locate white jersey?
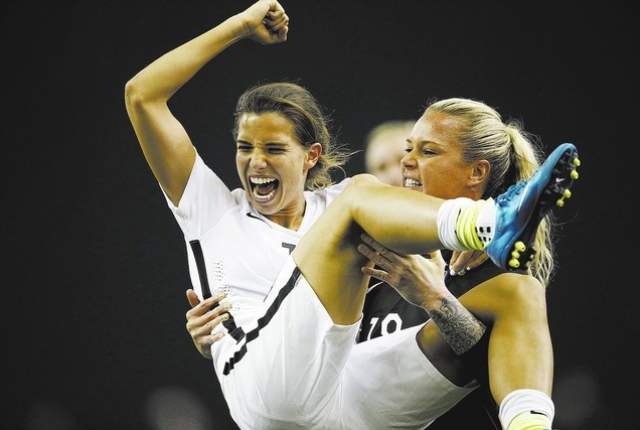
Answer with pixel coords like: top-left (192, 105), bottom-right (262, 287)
top-left (164, 154), bottom-right (474, 429)
top-left (164, 153), bottom-right (349, 363)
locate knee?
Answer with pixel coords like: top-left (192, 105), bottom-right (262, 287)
top-left (346, 173), bottom-right (381, 193)
top-left (466, 273), bottom-right (547, 323)
top-left (342, 173), bottom-right (382, 212)
top-left (492, 274), bottom-right (547, 320)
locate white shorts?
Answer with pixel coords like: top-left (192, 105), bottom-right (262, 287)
top-left (214, 256), bottom-right (475, 430)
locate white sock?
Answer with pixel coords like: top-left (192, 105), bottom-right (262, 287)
top-left (437, 198), bottom-right (473, 251)
top-left (499, 389), bottom-right (555, 430)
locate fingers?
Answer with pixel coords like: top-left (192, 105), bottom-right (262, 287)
top-left (187, 301), bottom-right (232, 331)
top-left (360, 233), bottom-right (386, 253)
top-left (272, 18), bottom-right (289, 34)
top-left (205, 332), bottom-right (225, 345)
top-left (450, 250), bottom-right (477, 274)
top-left (449, 251), bottom-right (461, 273)
top-left (192, 312), bottom-right (231, 338)
top-left (260, 13), bottom-right (288, 43)
top-left (449, 251), bottom-right (487, 275)
top-left (357, 243), bottom-right (394, 271)
top-left (264, 1), bottom-right (288, 32)
top-left (360, 233), bottom-right (401, 262)
top-left (277, 26), bottom-right (289, 41)
top-left (185, 292), bottom-right (227, 319)
top-left (361, 266), bottom-right (390, 283)
top-left (192, 313), bottom-right (228, 359)
top-left (449, 250), bottom-right (471, 274)
top-left (466, 252), bottom-right (489, 270)
top-left (265, 12), bottom-right (289, 32)
top-left (186, 289), bottom-right (201, 308)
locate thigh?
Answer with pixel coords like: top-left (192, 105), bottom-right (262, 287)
top-left (293, 186), bottom-right (371, 325)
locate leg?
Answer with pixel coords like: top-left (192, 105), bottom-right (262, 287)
top-left (293, 174), bottom-right (446, 325)
top-left (417, 273), bottom-right (553, 413)
top-left (294, 143), bottom-right (580, 325)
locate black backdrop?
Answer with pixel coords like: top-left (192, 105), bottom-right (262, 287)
top-left (3, 1), bottom-right (637, 429)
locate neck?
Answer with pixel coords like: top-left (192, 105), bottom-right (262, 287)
top-left (265, 198), bottom-right (306, 231)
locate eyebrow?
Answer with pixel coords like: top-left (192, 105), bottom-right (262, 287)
top-left (236, 140), bottom-right (288, 147)
top-left (406, 138), bottom-right (442, 146)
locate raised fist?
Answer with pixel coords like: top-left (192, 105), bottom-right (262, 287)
top-left (239, 0), bottom-right (289, 45)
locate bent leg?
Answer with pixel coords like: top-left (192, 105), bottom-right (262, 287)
top-left (481, 275), bottom-right (553, 401)
top-left (293, 175), bottom-right (446, 325)
top-left (417, 272), bottom-right (553, 403)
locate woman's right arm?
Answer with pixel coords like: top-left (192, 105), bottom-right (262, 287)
top-left (124, 0), bottom-right (289, 206)
top-left (357, 234), bottom-right (487, 355)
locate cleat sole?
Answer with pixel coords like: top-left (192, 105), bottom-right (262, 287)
top-left (503, 144), bottom-right (580, 272)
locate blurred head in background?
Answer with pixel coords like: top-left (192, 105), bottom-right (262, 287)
top-left (364, 120), bottom-right (415, 186)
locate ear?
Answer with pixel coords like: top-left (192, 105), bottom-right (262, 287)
top-left (469, 159), bottom-right (490, 187)
top-left (304, 143), bottom-right (323, 171)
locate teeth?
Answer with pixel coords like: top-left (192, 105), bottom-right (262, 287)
top-left (250, 177), bottom-right (277, 185)
top-left (404, 178), bottom-right (422, 187)
top-left (253, 188), bottom-right (276, 202)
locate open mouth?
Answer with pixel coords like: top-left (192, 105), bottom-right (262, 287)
top-left (249, 176), bottom-right (280, 203)
top-left (403, 177), bottom-right (423, 190)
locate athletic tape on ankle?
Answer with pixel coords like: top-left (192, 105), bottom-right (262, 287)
top-left (507, 411), bottom-right (552, 430)
top-left (456, 199), bottom-right (485, 250)
top-left (499, 389), bottom-right (555, 430)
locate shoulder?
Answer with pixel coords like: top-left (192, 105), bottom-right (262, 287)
top-left (322, 177), bottom-right (352, 193)
top-left (306, 177), bottom-right (352, 204)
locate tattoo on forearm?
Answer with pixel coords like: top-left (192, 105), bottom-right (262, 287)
top-left (429, 296), bottom-right (487, 355)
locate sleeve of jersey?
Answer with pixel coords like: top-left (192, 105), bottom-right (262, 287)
top-left (323, 177), bottom-right (352, 205)
top-left (162, 152), bottom-right (237, 239)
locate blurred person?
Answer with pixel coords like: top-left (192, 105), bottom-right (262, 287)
top-left (365, 120), bottom-right (415, 187)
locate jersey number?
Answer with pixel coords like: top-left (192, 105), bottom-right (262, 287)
top-left (365, 313), bottom-right (403, 340)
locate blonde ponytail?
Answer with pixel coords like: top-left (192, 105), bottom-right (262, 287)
top-left (427, 99), bottom-right (555, 286)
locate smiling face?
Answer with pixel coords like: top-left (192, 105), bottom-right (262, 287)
top-left (402, 110), bottom-right (484, 200)
top-left (235, 112), bottom-right (317, 223)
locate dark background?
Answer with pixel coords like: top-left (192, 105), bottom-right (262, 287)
top-left (2, 1), bottom-right (637, 429)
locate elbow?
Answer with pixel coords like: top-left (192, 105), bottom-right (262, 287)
top-left (124, 79), bottom-right (146, 107)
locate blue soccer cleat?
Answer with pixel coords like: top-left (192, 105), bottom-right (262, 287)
top-left (486, 143), bottom-right (581, 270)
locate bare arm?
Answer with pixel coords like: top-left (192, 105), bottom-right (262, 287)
top-left (421, 287), bottom-right (487, 355)
top-left (358, 234), bottom-right (486, 355)
top-left (124, 0), bottom-right (289, 205)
